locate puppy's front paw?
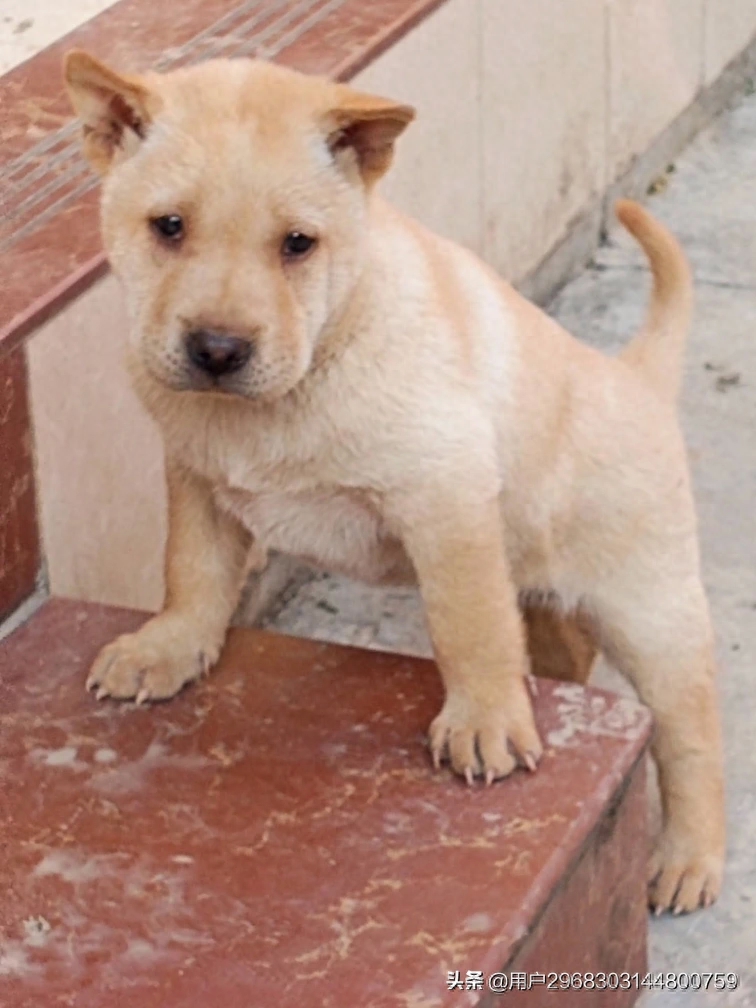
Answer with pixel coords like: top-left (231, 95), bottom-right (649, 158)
top-left (648, 830), bottom-right (724, 915)
top-left (86, 623), bottom-right (217, 704)
top-left (429, 681), bottom-right (542, 785)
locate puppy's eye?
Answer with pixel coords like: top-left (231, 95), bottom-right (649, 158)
top-left (282, 231), bottom-right (317, 260)
top-left (150, 215), bottom-right (184, 243)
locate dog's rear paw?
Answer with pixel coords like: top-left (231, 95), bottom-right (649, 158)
top-left (648, 834), bottom-right (724, 915)
top-left (429, 682), bottom-right (542, 785)
top-left (86, 623), bottom-right (215, 703)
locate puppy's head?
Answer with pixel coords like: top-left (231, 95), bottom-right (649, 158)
top-left (64, 52), bottom-right (414, 400)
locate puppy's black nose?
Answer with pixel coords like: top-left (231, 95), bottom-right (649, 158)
top-left (185, 329), bottom-right (253, 377)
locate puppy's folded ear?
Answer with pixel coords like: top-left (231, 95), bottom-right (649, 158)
top-left (63, 50), bottom-right (158, 175)
top-left (325, 88), bottom-right (415, 185)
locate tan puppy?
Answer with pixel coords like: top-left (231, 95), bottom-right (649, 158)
top-left (64, 51), bottom-right (724, 914)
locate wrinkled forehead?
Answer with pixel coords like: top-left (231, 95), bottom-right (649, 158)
top-left (158, 60), bottom-right (334, 169)
top-left (126, 60), bottom-right (339, 216)
top-left (145, 119), bottom-right (328, 192)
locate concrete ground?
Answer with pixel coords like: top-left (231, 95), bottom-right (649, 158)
top-left (265, 91), bottom-right (756, 1001)
top-left (0, 0), bottom-right (118, 74)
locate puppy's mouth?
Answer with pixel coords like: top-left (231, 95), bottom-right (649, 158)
top-left (184, 369), bottom-right (249, 396)
top-left (183, 366), bottom-right (271, 401)
top-left (142, 329), bottom-right (306, 401)
top-left (150, 356), bottom-right (302, 403)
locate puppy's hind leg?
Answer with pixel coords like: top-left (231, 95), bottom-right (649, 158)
top-left (522, 605), bottom-right (597, 685)
top-left (592, 577), bottom-right (725, 915)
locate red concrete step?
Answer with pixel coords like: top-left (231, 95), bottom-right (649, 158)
top-left (0, 599), bottom-right (651, 1007)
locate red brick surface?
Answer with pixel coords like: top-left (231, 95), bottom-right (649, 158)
top-left (490, 768), bottom-right (648, 1007)
top-left (0, 345), bottom-right (39, 621)
top-left (0, 599), bottom-right (651, 1007)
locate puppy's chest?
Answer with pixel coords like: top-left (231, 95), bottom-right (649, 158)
top-left (213, 482), bottom-right (412, 584)
top-left (170, 402), bottom-right (412, 581)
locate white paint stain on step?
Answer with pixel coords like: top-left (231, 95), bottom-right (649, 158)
top-left (28, 746), bottom-right (87, 771)
top-left (88, 739), bottom-right (211, 795)
top-left (547, 684), bottom-right (649, 748)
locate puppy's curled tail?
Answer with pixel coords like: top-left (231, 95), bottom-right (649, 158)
top-left (616, 198), bottom-right (693, 404)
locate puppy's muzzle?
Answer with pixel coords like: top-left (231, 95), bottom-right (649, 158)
top-left (185, 328), bottom-right (253, 378)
